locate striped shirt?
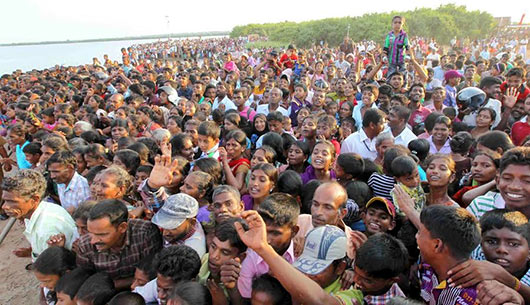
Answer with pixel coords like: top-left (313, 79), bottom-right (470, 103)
top-left (384, 30), bottom-right (409, 65)
top-left (368, 173), bottom-right (395, 202)
top-left (466, 191), bottom-right (505, 220)
top-left (420, 263), bottom-right (479, 305)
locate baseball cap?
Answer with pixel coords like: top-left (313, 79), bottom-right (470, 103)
top-left (293, 225), bottom-right (347, 275)
top-left (365, 197), bottom-right (396, 219)
top-left (157, 85), bottom-right (180, 105)
top-left (151, 193), bottom-right (199, 230)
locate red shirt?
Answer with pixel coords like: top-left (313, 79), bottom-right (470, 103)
top-left (280, 53), bottom-right (298, 69)
top-left (511, 121), bottom-right (530, 146)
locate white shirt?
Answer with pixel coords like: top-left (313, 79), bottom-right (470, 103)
top-left (341, 128), bottom-right (378, 161)
top-left (212, 96), bottom-right (237, 111)
top-left (24, 201), bottom-right (78, 261)
top-left (134, 278), bottom-right (159, 304)
top-left (352, 102), bottom-right (378, 130)
top-left (385, 126), bottom-right (417, 147)
top-left (256, 104), bottom-right (289, 116)
top-left (162, 221), bottom-right (206, 259)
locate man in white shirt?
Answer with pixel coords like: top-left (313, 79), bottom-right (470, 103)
top-left (256, 87), bottom-right (288, 116)
top-left (151, 193), bottom-right (206, 258)
top-left (341, 108), bottom-right (386, 161)
top-left (212, 82), bottom-right (237, 111)
top-left (386, 105), bottom-right (417, 147)
top-left (2, 170), bottom-right (77, 261)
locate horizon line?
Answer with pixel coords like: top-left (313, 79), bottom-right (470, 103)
top-left (0, 31), bottom-right (231, 47)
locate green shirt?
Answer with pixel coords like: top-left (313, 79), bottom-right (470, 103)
top-left (198, 254), bottom-right (231, 299)
top-left (332, 288), bottom-right (364, 305)
top-left (324, 277), bottom-right (343, 294)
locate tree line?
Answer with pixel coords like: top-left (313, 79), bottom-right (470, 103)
top-left (230, 4), bottom-right (497, 48)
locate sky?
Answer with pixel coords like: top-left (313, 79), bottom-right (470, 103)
top-left (0, 0), bottom-right (527, 44)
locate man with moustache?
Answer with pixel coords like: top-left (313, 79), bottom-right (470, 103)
top-left (76, 199), bottom-right (163, 290)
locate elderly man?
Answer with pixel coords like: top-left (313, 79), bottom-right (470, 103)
top-left (210, 185), bottom-right (245, 224)
top-left (1, 169), bottom-right (77, 261)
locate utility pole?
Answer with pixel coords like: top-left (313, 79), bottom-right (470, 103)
top-left (347, 24), bottom-right (351, 38)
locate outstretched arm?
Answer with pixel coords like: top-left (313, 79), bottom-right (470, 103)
top-left (235, 211), bottom-right (360, 305)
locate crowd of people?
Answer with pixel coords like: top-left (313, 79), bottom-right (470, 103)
top-left (1, 15), bottom-right (530, 305)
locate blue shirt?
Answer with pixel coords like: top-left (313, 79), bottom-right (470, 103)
top-left (443, 85), bottom-right (457, 108)
top-left (16, 141), bottom-right (32, 169)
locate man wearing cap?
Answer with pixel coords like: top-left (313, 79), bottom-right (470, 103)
top-left (294, 182), bottom-right (355, 259)
top-left (294, 225), bottom-right (349, 294)
top-left (443, 70), bottom-right (462, 108)
top-left (361, 197), bottom-right (397, 236)
top-left (151, 193), bottom-right (206, 258)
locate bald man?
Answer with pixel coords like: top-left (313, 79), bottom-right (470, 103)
top-left (294, 182), bottom-right (355, 259)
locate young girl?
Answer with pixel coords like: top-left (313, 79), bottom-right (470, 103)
top-left (167, 115), bottom-right (183, 137)
top-left (242, 163), bottom-right (278, 210)
top-left (294, 107), bottom-right (311, 139)
top-left (31, 246), bottom-right (77, 305)
top-left (339, 100), bottom-right (354, 122)
top-left (250, 114), bottom-right (269, 150)
top-left (300, 140), bottom-right (336, 185)
top-left (453, 150), bottom-right (501, 207)
top-left (471, 107), bottom-right (496, 138)
top-left (221, 112), bottom-right (241, 145)
top-left (219, 129), bottom-right (250, 191)
top-left (311, 60), bottom-right (326, 89)
top-left (300, 115), bottom-right (317, 150)
top-left (316, 115), bottom-right (340, 156)
top-left (41, 107), bottom-right (57, 131)
top-left (429, 116), bottom-right (452, 154)
top-left (281, 141), bottom-right (310, 174)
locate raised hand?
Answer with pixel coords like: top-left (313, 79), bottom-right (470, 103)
top-left (147, 154), bottom-right (179, 189)
top-left (234, 211), bottom-right (268, 252)
top-left (503, 86), bottom-right (520, 109)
